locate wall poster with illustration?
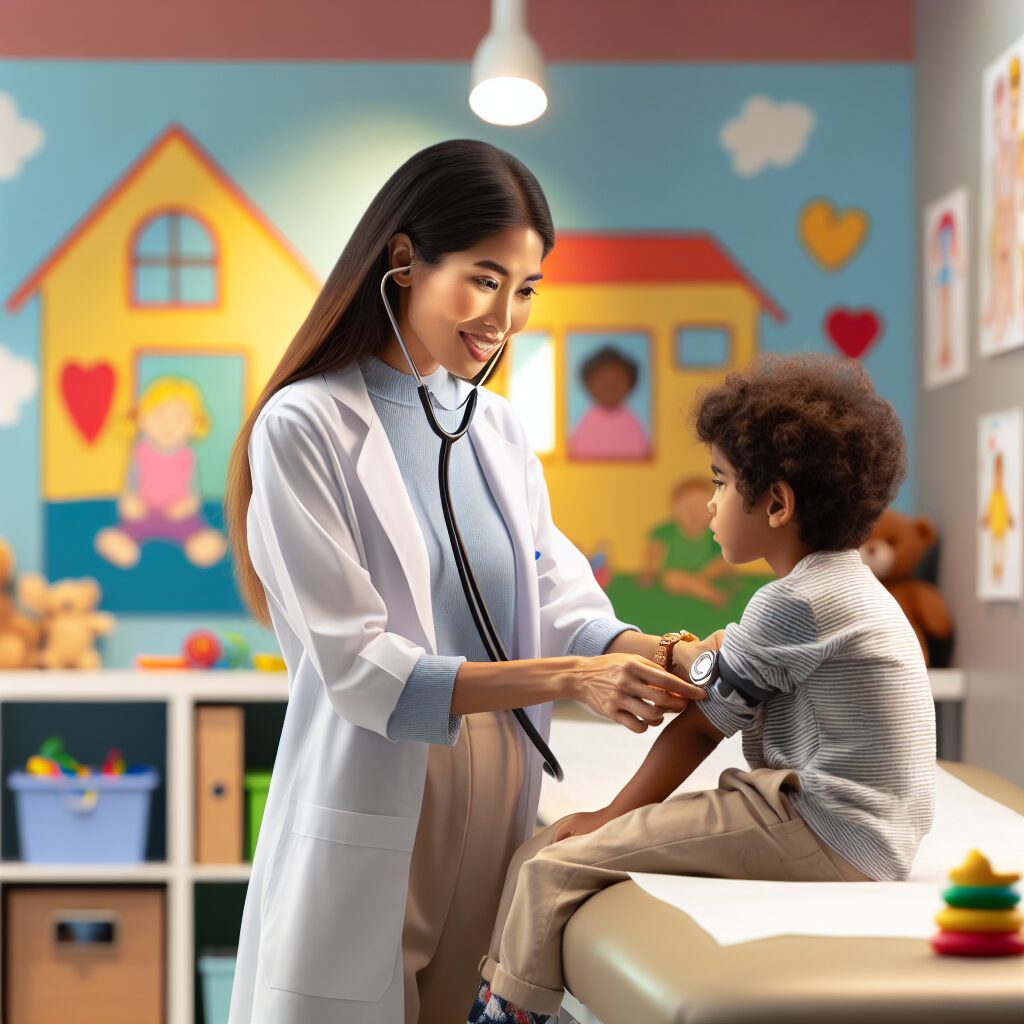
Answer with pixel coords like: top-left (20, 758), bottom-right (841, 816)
top-left (977, 408), bottom-right (1022, 601)
top-left (923, 188), bottom-right (969, 388)
top-left (980, 34), bottom-right (1024, 358)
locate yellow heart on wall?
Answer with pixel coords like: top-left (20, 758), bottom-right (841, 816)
top-left (799, 199), bottom-right (869, 270)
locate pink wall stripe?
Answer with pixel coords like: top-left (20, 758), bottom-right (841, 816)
top-left (2, 0), bottom-right (913, 61)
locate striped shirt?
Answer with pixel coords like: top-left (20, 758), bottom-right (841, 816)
top-left (700, 548), bottom-right (936, 881)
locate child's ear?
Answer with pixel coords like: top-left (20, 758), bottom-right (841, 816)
top-left (766, 481), bottom-right (797, 529)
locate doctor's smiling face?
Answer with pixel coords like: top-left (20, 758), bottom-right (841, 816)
top-left (381, 226), bottom-right (545, 380)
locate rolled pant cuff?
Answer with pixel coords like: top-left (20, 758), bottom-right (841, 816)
top-left (480, 957), bottom-right (564, 1016)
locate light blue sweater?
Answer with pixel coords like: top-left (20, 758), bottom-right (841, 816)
top-left (358, 355), bottom-right (637, 746)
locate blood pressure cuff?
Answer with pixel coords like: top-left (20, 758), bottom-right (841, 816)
top-left (713, 651), bottom-right (776, 708)
top-left (700, 648), bottom-right (780, 737)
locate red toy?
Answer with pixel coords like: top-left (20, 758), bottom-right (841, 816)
top-left (182, 629), bottom-right (222, 669)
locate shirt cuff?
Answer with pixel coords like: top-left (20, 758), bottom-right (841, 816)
top-left (698, 680), bottom-right (753, 738)
top-left (567, 618), bottom-right (641, 658)
top-left (386, 654), bottom-right (466, 746)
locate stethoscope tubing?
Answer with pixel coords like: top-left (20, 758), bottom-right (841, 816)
top-left (381, 266), bottom-right (565, 781)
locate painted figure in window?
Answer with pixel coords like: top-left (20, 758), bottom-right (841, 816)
top-left (94, 377), bottom-right (228, 569)
top-left (981, 450), bottom-right (1015, 582)
top-left (567, 345), bottom-right (649, 460)
top-left (638, 476), bottom-right (732, 607)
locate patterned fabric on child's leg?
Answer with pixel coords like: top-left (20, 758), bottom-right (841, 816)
top-left (467, 976), bottom-right (492, 1023)
top-left (479, 990), bottom-right (554, 1023)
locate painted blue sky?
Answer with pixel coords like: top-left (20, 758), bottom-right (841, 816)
top-left (0, 60), bottom-right (912, 661)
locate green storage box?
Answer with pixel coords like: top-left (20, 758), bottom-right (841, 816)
top-left (244, 771), bottom-right (272, 862)
top-left (198, 951), bottom-right (235, 1024)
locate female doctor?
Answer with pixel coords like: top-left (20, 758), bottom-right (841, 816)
top-left (223, 139), bottom-right (705, 1024)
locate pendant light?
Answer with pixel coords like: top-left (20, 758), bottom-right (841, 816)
top-left (470, 0), bottom-right (547, 127)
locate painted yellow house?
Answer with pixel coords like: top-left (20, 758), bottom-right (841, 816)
top-left (6, 123), bottom-right (321, 503)
top-left (487, 233), bottom-right (785, 575)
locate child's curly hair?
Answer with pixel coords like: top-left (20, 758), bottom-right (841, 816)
top-left (693, 354), bottom-right (907, 551)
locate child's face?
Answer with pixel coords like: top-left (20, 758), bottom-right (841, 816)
top-left (707, 446), bottom-right (773, 564)
top-left (140, 398), bottom-right (195, 450)
top-left (585, 363), bottom-right (633, 410)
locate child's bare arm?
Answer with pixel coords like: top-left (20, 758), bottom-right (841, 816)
top-left (553, 706), bottom-right (725, 841)
top-left (608, 705), bottom-right (724, 815)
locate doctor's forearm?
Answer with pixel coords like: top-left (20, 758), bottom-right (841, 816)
top-left (450, 657), bottom-right (581, 715)
top-left (605, 630), bottom-right (662, 663)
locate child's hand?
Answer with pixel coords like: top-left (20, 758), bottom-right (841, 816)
top-left (553, 807), bottom-right (618, 843)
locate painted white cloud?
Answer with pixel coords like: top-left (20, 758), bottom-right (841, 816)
top-left (720, 96), bottom-right (815, 177)
top-left (0, 93), bottom-right (44, 181)
top-left (0, 347), bottom-right (38, 427)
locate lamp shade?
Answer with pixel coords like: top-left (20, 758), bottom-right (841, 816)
top-left (470, 0), bottom-right (547, 126)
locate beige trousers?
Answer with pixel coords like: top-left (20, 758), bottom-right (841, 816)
top-left (402, 710), bottom-right (527, 1024)
top-left (480, 766), bottom-right (871, 1015)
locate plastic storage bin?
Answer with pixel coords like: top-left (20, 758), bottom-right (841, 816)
top-left (244, 771), bottom-right (271, 861)
top-left (7, 769), bottom-right (159, 863)
top-left (198, 952), bottom-right (236, 1024)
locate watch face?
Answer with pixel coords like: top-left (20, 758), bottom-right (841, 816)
top-left (690, 650), bottom-right (718, 687)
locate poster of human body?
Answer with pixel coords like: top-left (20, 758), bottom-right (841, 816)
top-left (923, 188), bottom-right (969, 388)
top-left (980, 36), bottom-right (1024, 357)
top-left (978, 408), bottom-right (1022, 601)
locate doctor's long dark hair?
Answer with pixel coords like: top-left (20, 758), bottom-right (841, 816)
top-left (225, 139), bottom-right (556, 624)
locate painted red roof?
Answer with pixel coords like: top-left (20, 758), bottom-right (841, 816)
top-left (5, 123), bottom-right (320, 312)
top-left (543, 233), bottom-right (785, 322)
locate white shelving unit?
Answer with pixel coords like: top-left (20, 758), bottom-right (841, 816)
top-left (0, 667), bottom-right (966, 1023)
top-left (0, 670), bottom-right (289, 1024)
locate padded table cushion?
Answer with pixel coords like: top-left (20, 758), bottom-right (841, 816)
top-left (561, 762), bottom-right (1024, 1024)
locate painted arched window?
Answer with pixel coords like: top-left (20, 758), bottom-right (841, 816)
top-left (132, 212), bottom-right (218, 306)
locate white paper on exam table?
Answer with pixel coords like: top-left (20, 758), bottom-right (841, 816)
top-left (539, 717), bottom-right (1024, 946)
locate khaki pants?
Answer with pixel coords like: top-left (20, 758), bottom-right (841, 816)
top-left (480, 767), bottom-right (871, 1015)
top-left (402, 711), bottom-right (527, 1023)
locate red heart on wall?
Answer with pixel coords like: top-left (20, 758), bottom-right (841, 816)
top-left (60, 362), bottom-right (116, 443)
top-left (824, 307), bottom-right (883, 359)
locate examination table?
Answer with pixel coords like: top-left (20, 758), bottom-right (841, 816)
top-left (538, 708), bottom-right (1024, 1024)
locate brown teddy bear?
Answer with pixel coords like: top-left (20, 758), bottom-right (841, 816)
top-left (859, 508), bottom-right (953, 666)
top-left (16, 572), bottom-right (116, 669)
top-left (0, 540), bottom-right (41, 668)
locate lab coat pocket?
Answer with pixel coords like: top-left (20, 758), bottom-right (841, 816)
top-left (266, 800), bottom-right (418, 1002)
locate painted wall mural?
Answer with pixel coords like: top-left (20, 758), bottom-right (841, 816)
top-left (0, 63), bottom-right (913, 658)
top-left (4, 126), bottom-right (321, 613)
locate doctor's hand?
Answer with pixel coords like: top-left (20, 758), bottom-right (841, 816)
top-left (568, 653), bottom-right (706, 734)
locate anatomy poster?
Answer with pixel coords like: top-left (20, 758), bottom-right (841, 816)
top-left (978, 408), bottom-right (1022, 601)
top-left (923, 188), bottom-right (969, 389)
top-left (980, 35), bottom-right (1024, 358)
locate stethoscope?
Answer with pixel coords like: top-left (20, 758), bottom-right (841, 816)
top-left (380, 265), bottom-right (566, 781)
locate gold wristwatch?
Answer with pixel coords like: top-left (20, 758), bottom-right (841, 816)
top-left (653, 629), bottom-right (698, 671)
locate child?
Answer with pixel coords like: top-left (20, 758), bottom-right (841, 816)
top-left (94, 376), bottom-right (227, 569)
top-left (468, 353), bottom-right (936, 1024)
top-left (640, 475), bottom-right (733, 606)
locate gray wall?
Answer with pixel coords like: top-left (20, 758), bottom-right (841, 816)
top-left (916, 0), bottom-right (1024, 784)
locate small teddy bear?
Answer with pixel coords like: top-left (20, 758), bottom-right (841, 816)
top-left (859, 508), bottom-right (953, 666)
top-left (0, 539), bottom-right (42, 669)
top-left (17, 572), bottom-right (116, 670)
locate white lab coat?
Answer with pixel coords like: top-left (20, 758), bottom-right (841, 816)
top-left (228, 362), bottom-right (618, 1023)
